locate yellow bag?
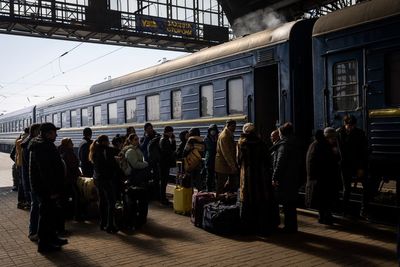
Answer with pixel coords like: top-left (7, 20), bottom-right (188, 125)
top-left (184, 149), bottom-right (202, 172)
top-left (173, 185), bottom-right (192, 215)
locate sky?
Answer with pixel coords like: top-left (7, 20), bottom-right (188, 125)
top-left (0, 34), bottom-right (188, 114)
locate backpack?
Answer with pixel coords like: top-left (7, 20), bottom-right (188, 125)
top-left (117, 148), bottom-right (133, 176)
top-left (147, 136), bottom-right (161, 164)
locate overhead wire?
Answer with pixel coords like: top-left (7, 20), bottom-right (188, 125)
top-left (0, 42), bottom-right (84, 92)
top-left (0, 46), bottom-right (125, 103)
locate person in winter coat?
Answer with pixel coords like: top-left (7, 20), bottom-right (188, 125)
top-left (159, 126), bottom-right (176, 205)
top-left (140, 123), bottom-right (156, 162)
top-left (204, 124), bottom-right (219, 192)
top-left (111, 134), bottom-right (125, 205)
top-left (140, 123), bottom-right (161, 197)
top-left (15, 128), bottom-right (30, 209)
top-left (306, 128), bottom-right (340, 225)
top-left (89, 135), bottom-right (119, 234)
top-left (336, 115), bottom-right (369, 216)
top-left (183, 128), bottom-right (205, 190)
top-left (124, 133), bottom-right (149, 186)
top-left (58, 138), bottom-right (82, 223)
top-left (271, 122), bottom-right (302, 233)
top-left (176, 130), bottom-right (189, 160)
top-left (29, 123), bottom-right (67, 253)
top-left (215, 119), bottom-right (238, 195)
top-left (21, 123), bottom-right (41, 241)
top-left (78, 127), bottom-right (94, 177)
top-left (237, 123), bottom-right (279, 235)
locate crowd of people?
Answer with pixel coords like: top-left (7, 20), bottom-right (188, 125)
top-left (9, 114), bottom-right (374, 253)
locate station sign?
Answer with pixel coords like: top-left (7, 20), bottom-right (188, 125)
top-left (135, 15), bottom-right (196, 38)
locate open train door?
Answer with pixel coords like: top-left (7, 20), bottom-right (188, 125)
top-left (253, 64), bottom-right (279, 143)
top-left (325, 50), bottom-right (365, 129)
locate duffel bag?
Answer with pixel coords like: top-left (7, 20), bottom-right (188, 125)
top-left (191, 191), bottom-right (216, 228)
top-left (202, 201), bottom-right (241, 235)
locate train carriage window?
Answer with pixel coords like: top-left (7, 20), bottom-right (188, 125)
top-left (146, 95), bottom-right (160, 121)
top-left (70, 110), bottom-right (77, 127)
top-left (81, 108), bottom-right (88, 126)
top-left (385, 51), bottom-right (400, 105)
top-left (46, 115), bottom-right (51, 123)
top-left (53, 114), bottom-right (58, 127)
top-left (171, 90), bottom-right (182, 119)
top-left (108, 103), bottom-right (117, 124)
top-left (227, 78), bottom-right (244, 114)
top-left (94, 106), bottom-right (102, 126)
top-left (61, 112), bottom-right (67, 128)
top-left (125, 99), bottom-right (137, 123)
top-left (201, 84), bottom-right (213, 117)
top-left (332, 61), bottom-right (359, 111)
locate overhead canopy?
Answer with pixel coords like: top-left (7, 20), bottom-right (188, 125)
top-left (313, 0), bottom-right (400, 36)
top-left (90, 20), bottom-right (298, 94)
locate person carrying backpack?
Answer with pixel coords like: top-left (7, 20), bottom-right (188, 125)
top-left (183, 128), bottom-right (205, 190)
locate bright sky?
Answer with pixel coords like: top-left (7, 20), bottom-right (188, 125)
top-left (0, 34), bottom-right (188, 114)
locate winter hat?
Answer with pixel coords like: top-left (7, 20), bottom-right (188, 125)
top-left (242, 123), bottom-right (255, 134)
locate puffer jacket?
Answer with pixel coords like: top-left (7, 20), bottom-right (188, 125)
top-left (125, 145), bottom-right (148, 170)
top-left (271, 136), bottom-right (303, 202)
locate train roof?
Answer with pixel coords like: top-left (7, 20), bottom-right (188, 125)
top-left (313, 0), bottom-right (400, 37)
top-left (90, 20), bottom-right (302, 94)
top-left (0, 106), bottom-right (35, 120)
top-left (35, 90), bottom-right (90, 110)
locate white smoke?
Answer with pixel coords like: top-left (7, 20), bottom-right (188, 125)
top-left (232, 8), bottom-right (286, 37)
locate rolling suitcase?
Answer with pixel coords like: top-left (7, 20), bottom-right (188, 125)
top-left (191, 191), bottom-right (216, 227)
top-left (173, 185), bottom-right (192, 215)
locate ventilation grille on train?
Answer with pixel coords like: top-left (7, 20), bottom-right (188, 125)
top-left (369, 118), bottom-right (400, 158)
top-left (257, 49), bottom-right (274, 64)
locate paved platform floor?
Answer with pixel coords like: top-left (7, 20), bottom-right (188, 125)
top-left (0, 153), bottom-right (398, 266)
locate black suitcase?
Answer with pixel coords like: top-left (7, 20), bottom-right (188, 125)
top-left (123, 186), bottom-right (148, 229)
top-left (202, 201), bottom-right (241, 234)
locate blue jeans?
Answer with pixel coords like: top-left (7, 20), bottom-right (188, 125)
top-left (29, 192), bottom-right (39, 236)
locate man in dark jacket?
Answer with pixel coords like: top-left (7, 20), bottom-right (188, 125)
top-left (21, 123), bottom-right (41, 241)
top-left (204, 124), bottom-right (219, 192)
top-left (336, 115), bottom-right (369, 216)
top-left (271, 122), bottom-right (302, 233)
top-left (29, 123), bottom-right (67, 253)
top-left (159, 126), bottom-right (176, 205)
top-left (78, 127), bottom-right (94, 177)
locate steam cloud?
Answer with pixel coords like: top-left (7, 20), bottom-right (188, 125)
top-left (232, 8), bottom-right (286, 37)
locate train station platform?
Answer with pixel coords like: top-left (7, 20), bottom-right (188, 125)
top-left (0, 152), bottom-right (398, 266)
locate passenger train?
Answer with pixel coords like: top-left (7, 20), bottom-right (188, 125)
top-left (0, 0), bottom-right (398, 191)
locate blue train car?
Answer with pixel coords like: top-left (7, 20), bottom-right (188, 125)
top-left (0, 19), bottom-right (315, 152)
top-left (0, 106), bottom-right (35, 152)
top-left (312, 0), bottom-right (400, 179)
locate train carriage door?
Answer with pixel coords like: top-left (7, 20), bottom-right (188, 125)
top-left (326, 51), bottom-right (364, 129)
top-left (254, 64), bottom-right (279, 142)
